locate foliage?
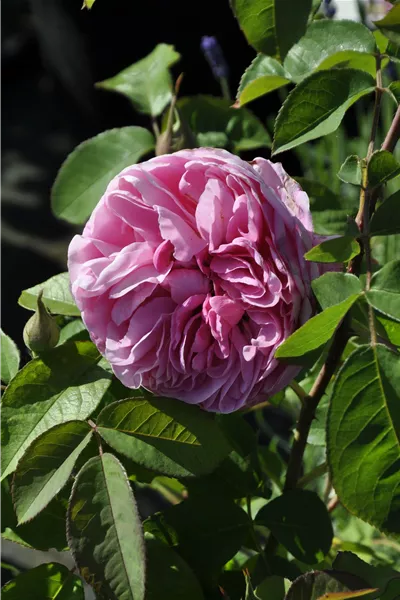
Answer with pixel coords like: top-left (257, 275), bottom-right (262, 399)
top-left (2, 2), bottom-right (400, 599)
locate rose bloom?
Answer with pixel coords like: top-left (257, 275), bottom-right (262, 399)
top-left (68, 148), bottom-right (328, 413)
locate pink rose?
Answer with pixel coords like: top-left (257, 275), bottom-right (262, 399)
top-left (68, 148), bottom-right (327, 413)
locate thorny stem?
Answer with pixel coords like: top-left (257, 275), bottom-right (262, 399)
top-left (288, 380), bottom-right (307, 405)
top-left (265, 53), bottom-right (398, 558)
top-left (327, 495), bottom-right (339, 513)
top-left (382, 103), bottom-right (400, 153)
top-left (367, 55), bottom-right (383, 162)
top-left (355, 55), bottom-right (383, 229)
top-left (282, 316), bottom-right (350, 493)
top-left (362, 54), bottom-right (383, 347)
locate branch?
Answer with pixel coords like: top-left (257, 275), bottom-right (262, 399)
top-left (264, 317), bottom-right (350, 557)
top-left (283, 318), bottom-right (350, 492)
top-left (382, 104), bottom-right (400, 153)
top-left (362, 55), bottom-right (384, 346)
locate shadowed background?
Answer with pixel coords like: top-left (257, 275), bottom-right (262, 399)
top-left (2, 0), bottom-right (287, 354)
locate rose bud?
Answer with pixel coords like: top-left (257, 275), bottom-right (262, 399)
top-left (23, 290), bottom-right (60, 353)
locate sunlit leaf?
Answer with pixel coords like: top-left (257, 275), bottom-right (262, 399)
top-left (51, 127), bottom-right (154, 225)
top-left (305, 236), bottom-right (360, 263)
top-left (1, 341), bottom-right (111, 480)
top-left (367, 150), bottom-right (400, 188)
top-left (327, 344), bottom-right (400, 535)
top-left (273, 69), bottom-right (375, 154)
top-left (18, 273), bottom-right (79, 316)
top-left (2, 563), bottom-right (84, 599)
top-left (67, 453), bottom-right (145, 600)
top-left (231, 0), bottom-right (313, 60)
top-left (1, 330), bottom-right (20, 385)
top-left (236, 55), bottom-right (291, 106)
top-left (97, 397), bottom-right (232, 478)
top-left (284, 20), bottom-right (377, 82)
top-left (338, 155), bottom-right (362, 186)
top-left (367, 260), bottom-right (400, 322)
top-left (275, 294), bottom-right (360, 359)
top-left (13, 421), bottom-right (92, 524)
top-left (96, 44), bottom-right (180, 116)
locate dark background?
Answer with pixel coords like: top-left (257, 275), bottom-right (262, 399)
top-left (2, 0), bottom-right (291, 355)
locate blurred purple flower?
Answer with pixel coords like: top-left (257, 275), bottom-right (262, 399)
top-left (200, 36), bottom-right (229, 80)
top-left (323, 0), bottom-right (336, 18)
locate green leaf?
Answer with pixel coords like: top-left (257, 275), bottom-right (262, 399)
top-left (285, 570), bottom-right (375, 600)
top-left (82, 0), bottom-right (95, 8)
top-left (305, 236), bottom-right (360, 263)
top-left (145, 536), bottom-right (205, 600)
top-left (374, 30), bottom-right (389, 54)
top-left (374, 4), bottom-right (400, 46)
top-left (58, 319), bottom-right (89, 345)
top-left (376, 313), bottom-right (400, 347)
top-left (273, 69), bottom-right (375, 155)
top-left (333, 552), bottom-right (400, 600)
top-left (312, 273), bottom-right (362, 310)
top-left (96, 44), bottom-right (180, 116)
top-left (253, 576), bottom-right (286, 600)
top-left (51, 127), bottom-right (154, 225)
top-left (275, 294), bottom-right (360, 359)
top-left (309, 394), bottom-right (329, 446)
top-left (1, 341), bottom-right (111, 480)
top-left (388, 81), bottom-right (400, 104)
top-left (370, 191), bottom-right (400, 236)
top-left (2, 480), bottom-right (68, 550)
top-left (0, 479), bottom-right (17, 543)
top-left (144, 493), bottom-right (250, 579)
top-left (187, 413), bottom-right (259, 498)
top-left (236, 55), bottom-right (291, 107)
top-left (367, 259), bottom-right (400, 322)
top-left (97, 397), bottom-right (232, 478)
top-left (2, 518), bottom-right (67, 552)
top-left (174, 95), bottom-right (270, 151)
top-left (367, 150), bottom-right (400, 188)
top-left (243, 571), bottom-right (286, 600)
top-left (1, 330), bottom-right (20, 385)
top-left (296, 178), bottom-right (350, 235)
top-left (338, 155), bottom-right (363, 186)
top-left (2, 562), bottom-right (84, 599)
top-left (256, 490), bottom-right (333, 564)
top-left (284, 20), bottom-right (377, 82)
top-left (386, 39), bottom-right (400, 63)
top-left (13, 421), bottom-right (92, 524)
top-left (67, 453), bottom-right (145, 600)
top-left (18, 272), bottom-right (79, 316)
top-left (231, 0), bottom-right (313, 60)
top-left (327, 344), bottom-right (400, 535)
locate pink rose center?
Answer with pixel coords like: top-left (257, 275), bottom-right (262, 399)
top-left (69, 149), bottom-right (323, 412)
